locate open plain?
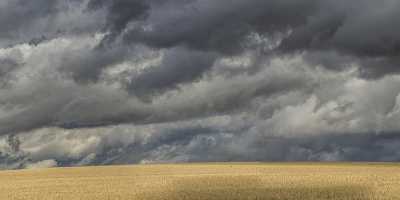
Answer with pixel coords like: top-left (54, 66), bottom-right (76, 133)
top-left (0, 163), bottom-right (399, 200)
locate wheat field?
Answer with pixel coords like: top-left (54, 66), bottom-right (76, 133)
top-left (0, 163), bottom-right (399, 200)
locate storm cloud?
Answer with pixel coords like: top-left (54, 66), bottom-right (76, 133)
top-left (1, 0), bottom-right (400, 169)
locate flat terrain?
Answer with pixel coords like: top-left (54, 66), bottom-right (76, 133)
top-left (0, 163), bottom-right (399, 200)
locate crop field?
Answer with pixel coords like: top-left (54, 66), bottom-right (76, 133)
top-left (0, 163), bottom-right (399, 200)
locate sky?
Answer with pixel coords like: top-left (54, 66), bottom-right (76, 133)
top-left (1, 0), bottom-right (400, 169)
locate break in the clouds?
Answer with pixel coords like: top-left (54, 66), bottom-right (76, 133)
top-left (1, 0), bottom-right (400, 169)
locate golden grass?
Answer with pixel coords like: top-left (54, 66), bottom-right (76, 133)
top-left (0, 163), bottom-right (399, 200)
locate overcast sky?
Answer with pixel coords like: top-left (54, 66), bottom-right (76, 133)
top-left (1, 0), bottom-right (400, 169)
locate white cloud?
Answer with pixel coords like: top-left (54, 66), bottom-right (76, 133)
top-left (25, 159), bottom-right (58, 169)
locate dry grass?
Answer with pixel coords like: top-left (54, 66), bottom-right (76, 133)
top-left (0, 163), bottom-right (399, 200)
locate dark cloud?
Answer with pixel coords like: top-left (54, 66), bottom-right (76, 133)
top-left (277, 0), bottom-right (400, 77)
top-left (87, 0), bottom-right (150, 48)
top-left (0, 0), bottom-right (59, 38)
top-left (0, 58), bottom-right (19, 77)
top-left (2, 123), bottom-right (399, 169)
top-left (0, 58), bottom-right (20, 88)
top-left (0, 57), bottom-right (309, 136)
top-left (126, 47), bottom-right (218, 98)
top-left (88, 0), bottom-right (149, 34)
top-left (28, 36), bottom-right (49, 46)
top-left (123, 0), bottom-right (317, 54)
top-left (0, 0), bottom-right (104, 47)
top-left (2, 0), bottom-right (400, 169)
top-left (59, 44), bottom-right (131, 83)
top-left (124, 0), bottom-right (400, 75)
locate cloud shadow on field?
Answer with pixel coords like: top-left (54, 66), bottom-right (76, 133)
top-left (142, 175), bottom-right (373, 200)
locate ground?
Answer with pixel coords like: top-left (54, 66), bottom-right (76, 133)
top-left (0, 163), bottom-right (399, 200)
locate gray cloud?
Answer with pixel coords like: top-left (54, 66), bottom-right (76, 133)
top-left (2, 117), bottom-right (400, 169)
top-left (123, 0), bottom-right (317, 54)
top-left (0, 58), bottom-right (19, 86)
top-left (1, 0), bottom-right (400, 169)
top-left (0, 55), bottom-right (309, 135)
top-left (0, 0), bottom-right (59, 38)
top-left (59, 44), bottom-right (132, 83)
top-left (88, 0), bottom-right (149, 36)
top-left (125, 47), bottom-right (218, 98)
top-left (0, 0), bottom-right (105, 47)
top-left (121, 0), bottom-right (400, 75)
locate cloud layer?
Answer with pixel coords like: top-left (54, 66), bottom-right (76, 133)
top-left (1, 0), bottom-right (400, 169)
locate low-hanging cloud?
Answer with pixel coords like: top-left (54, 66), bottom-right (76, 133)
top-left (1, 0), bottom-right (400, 169)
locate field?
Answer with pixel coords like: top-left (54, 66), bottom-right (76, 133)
top-left (0, 163), bottom-right (399, 200)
